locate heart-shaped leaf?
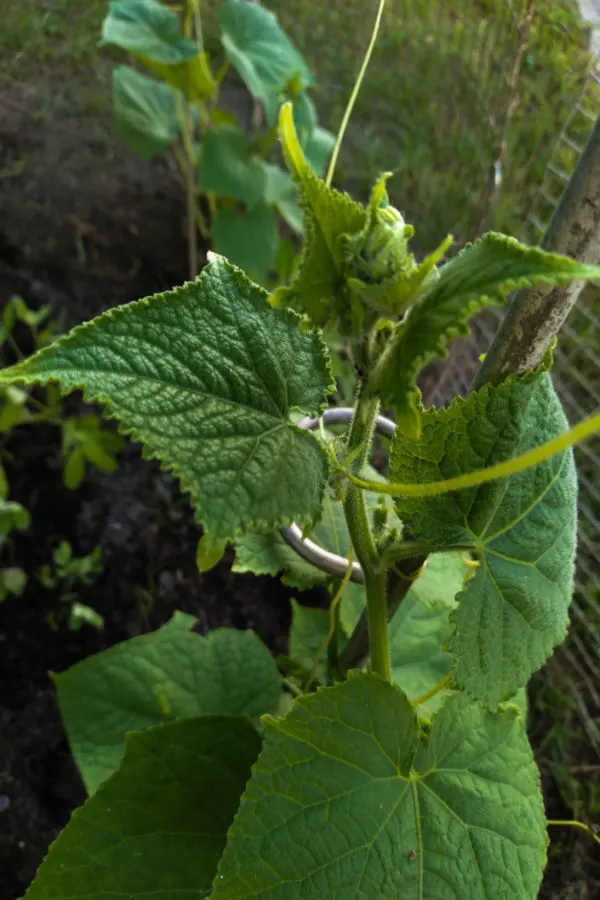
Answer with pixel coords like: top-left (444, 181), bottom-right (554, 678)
top-left (55, 615), bottom-right (281, 793)
top-left (212, 676), bottom-right (547, 899)
top-left (390, 366), bottom-right (577, 706)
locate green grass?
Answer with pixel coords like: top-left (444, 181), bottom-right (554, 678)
top-left (0, 0), bottom-right (107, 79)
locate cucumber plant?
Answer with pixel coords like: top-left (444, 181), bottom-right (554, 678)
top-left (102, 0), bottom-right (333, 282)
top-left (8, 13), bottom-right (600, 897)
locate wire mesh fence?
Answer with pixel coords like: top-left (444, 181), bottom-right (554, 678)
top-left (264, 0), bottom-right (600, 728)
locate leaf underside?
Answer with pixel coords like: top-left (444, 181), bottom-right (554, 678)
top-left (199, 124), bottom-right (269, 208)
top-left (112, 64), bottom-right (180, 158)
top-left (102, 0), bottom-right (198, 64)
top-left (211, 675), bottom-right (547, 899)
top-left (0, 257), bottom-right (333, 541)
top-left (211, 205), bottom-right (279, 283)
top-left (390, 367), bottom-right (577, 706)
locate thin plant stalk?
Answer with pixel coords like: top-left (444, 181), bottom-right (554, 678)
top-left (325, 0), bottom-right (386, 188)
top-left (184, 118), bottom-right (199, 279)
top-left (342, 387), bottom-right (391, 681)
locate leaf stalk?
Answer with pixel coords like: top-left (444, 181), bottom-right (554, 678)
top-left (342, 385), bottom-right (391, 680)
top-left (325, 0), bottom-right (387, 188)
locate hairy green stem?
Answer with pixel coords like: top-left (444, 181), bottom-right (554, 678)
top-left (192, 0), bottom-right (204, 54)
top-left (180, 3), bottom-right (201, 277)
top-left (184, 133), bottom-right (198, 278)
top-left (343, 386), bottom-right (390, 680)
top-left (378, 538), bottom-right (434, 570)
top-left (338, 543), bottom-right (427, 674)
top-left (325, 0), bottom-right (387, 188)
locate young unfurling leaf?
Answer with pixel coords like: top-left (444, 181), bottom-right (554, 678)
top-left (271, 103), bottom-right (365, 332)
top-left (342, 173), bottom-right (452, 316)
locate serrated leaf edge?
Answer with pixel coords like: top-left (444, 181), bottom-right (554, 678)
top-left (1, 258), bottom-right (335, 542)
top-left (401, 363), bottom-right (573, 708)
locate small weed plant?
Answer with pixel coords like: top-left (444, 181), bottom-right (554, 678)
top-left (0, 295), bottom-right (121, 614)
top-left (102, 0), bottom-right (332, 281)
top-left (39, 540), bottom-right (104, 632)
top-left (7, 5), bottom-right (600, 896)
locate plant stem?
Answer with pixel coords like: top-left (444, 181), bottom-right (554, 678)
top-left (475, 114), bottom-right (600, 388)
top-left (184, 129), bottom-right (199, 279)
top-left (547, 820), bottom-right (600, 849)
top-left (343, 385), bottom-right (391, 680)
top-left (180, 2), bottom-right (201, 278)
top-left (191, 0), bottom-right (204, 54)
top-left (379, 538), bottom-right (434, 569)
top-left (325, 0), bottom-right (386, 188)
top-left (338, 542), bottom-right (427, 674)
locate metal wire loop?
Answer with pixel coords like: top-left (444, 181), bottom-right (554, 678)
top-left (280, 407), bottom-right (396, 584)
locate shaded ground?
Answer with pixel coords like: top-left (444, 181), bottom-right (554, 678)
top-left (0, 82), bottom-right (189, 319)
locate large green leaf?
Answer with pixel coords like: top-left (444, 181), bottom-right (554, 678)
top-left (199, 124), bottom-right (268, 207)
top-left (102, 0), bottom-right (216, 101)
top-left (102, 0), bottom-right (197, 64)
top-left (219, 0), bottom-right (313, 104)
top-left (112, 64), bottom-right (180, 157)
top-left (0, 257), bottom-right (332, 541)
top-left (102, 0), bottom-right (215, 100)
top-left (25, 717), bottom-right (261, 900)
top-left (54, 614), bottom-right (281, 794)
top-left (211, 676), bottom-right (547, 899)
top-left (375, 232), bottom-right (600, 431)
top-left (271, 104), bottom-right (365, 330)
top-left (390, 367), bottom-right (577, 706)
top-left (211, 205), bottom-right (279, 283)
